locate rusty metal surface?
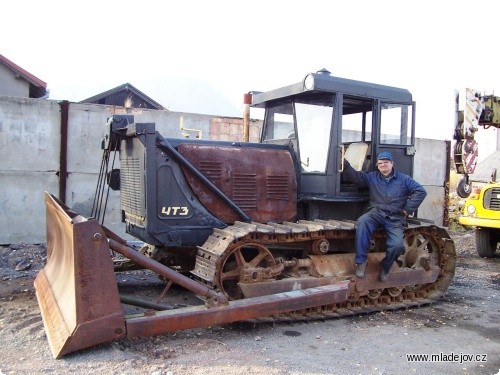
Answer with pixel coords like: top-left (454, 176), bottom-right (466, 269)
top-left (178, 144), bottom-right (297, 223)
top-left (306, 252), bottom-right (440, 287)
top-left (34, 193), bottom-right (126, 359)
top-left (352, 266), bottom-right (440, 295)
top-left (239, 254), bottom-right (440, 299)
top-left (239, 276), bottom-right (343, 298)
top-left (125, 282), bottom-right (349, 338)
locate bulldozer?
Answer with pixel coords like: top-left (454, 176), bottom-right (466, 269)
top-left (35, 69), bottom-right (457, 358)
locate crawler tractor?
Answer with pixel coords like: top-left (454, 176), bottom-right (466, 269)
top-left (35, 70), bottom-right (456, 358)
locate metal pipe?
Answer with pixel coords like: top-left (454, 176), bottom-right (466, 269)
top-left (120, 294), bottom-right (174, 311)
top-left (59, 100), bottom-right (69, 203)
top-left (243, 93), bottom-right (252, 142)
top-left (108, 238), bottom-right (228, 306)
top-left (443, 140), bottom-right (451, 227)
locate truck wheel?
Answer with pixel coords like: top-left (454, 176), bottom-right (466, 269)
top-left (457, 177), bottom-right (471, 198)
top-left (475, 229), bottom-right (498, 258)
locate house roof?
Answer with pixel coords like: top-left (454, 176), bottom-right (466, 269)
top-left (80, 82), bottom-right (165, 110)
top-left (0, 53), bottom-right (47, 98)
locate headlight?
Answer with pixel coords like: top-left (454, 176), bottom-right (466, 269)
top-left (466, 204), bottom-right (476, 214)
top-left (304, 74), bottom-right (315, 90)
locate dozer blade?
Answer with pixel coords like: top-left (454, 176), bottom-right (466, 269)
top-left (34, 193), bottom-right (126, 359)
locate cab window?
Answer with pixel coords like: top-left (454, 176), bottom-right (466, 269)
top-left (295, 102), bottom-right (333, 173)
top-left (380, 103), bottom-right (413, 145)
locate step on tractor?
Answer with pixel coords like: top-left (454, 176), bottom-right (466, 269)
top-left (35, 69), bottom-right (456, 358)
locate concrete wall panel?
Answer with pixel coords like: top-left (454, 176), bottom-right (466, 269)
top-left (0, 171), bottom-right (58, 244)
top-left (66, 103), bottom-right (114, 174)
top-left (65, 172), bottom-right (132, 240)
top-left (0, 97), bottom-right (60, 171)
top-left (0, 97), bottom-right (61, 244)
top-left (413, 139), bottom-right (449, 226)
top-left (418, 185), bottom-right (445, 225)
top-left (414, 138), bottom-right (448, 186)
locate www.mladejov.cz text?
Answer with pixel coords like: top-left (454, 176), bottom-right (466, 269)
top-left (406, 352), bottom-right (488, 364)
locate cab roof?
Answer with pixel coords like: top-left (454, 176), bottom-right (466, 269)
top-left (251, 70), bottom-right (412, 107)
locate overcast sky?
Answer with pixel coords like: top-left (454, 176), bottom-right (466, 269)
top-left (2, 0), bottom-right (500, 142)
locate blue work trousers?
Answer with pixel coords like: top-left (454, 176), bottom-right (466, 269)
top-left (355, 208), bottom-right (405, 273)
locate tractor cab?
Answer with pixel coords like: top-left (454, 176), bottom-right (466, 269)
top-left (254, 69), bottom-right (416, 220)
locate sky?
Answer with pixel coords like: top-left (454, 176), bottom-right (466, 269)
top-left (3, 0), bottom-right (500, 143)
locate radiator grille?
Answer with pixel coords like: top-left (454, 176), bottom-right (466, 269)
top-left (485, 187), bottom-right (500, 210)
top-left (198, 161), bottom-right (223, 184)
top-left (233, 173), bottom-right (257, 209)
top-left (267, 174), bottom-right (290, 200)
top-left (120, 158), bottom-right (143, 215)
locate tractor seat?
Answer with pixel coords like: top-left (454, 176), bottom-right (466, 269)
top-left (345, 142), bottom-right (369, 171)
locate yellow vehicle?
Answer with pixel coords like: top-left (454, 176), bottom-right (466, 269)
top-left (459, 169), bottom-right (500, 257)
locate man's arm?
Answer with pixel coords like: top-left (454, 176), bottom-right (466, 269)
top-left (403, 178), bottom-right (427, 215)
top-left (342, 160), bottom-right (369, 188)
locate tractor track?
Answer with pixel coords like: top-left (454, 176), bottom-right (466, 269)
top-left (191, 219), bottom-right (457, 324)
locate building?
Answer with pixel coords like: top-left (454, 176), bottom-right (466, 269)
top-left (79, 82), bottom-right (164, 110)
top-left (0, 53), bottom-right (47, 98)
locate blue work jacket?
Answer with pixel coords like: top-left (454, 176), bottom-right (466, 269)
top-left (342, 161), bottom-right (427, 216)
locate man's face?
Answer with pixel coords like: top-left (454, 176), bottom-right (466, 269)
top-left (377, 159), bottom-right (393, 176)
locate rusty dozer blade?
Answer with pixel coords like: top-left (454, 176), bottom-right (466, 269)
top-left (35, 192), bottom-right (349, 359)
top-left (34, 193), bottom-right (126, 359)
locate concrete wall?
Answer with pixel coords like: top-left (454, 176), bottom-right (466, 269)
top-left (0, 64), bottom-right (29, 97)
top-left (414, 138), bottom-right (449, 225)
top-left (0, 97), bottom-right (60, 243)
top-left (0, 96), bottom-right (450, 244)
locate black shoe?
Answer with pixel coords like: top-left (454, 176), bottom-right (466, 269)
top-left (379, 269), bottom-right (388, 282)
top-left (356, 262), bottom-right (367, 278)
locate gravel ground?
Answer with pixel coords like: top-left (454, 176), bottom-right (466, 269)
top-left (0, 230), bottom-right (498, 375)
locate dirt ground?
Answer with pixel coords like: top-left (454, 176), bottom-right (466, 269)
top-left (0, 230), bottom-right (498, 375)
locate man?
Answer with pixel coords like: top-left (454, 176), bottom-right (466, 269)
top-left (342, 151), bottom-right (427, 281)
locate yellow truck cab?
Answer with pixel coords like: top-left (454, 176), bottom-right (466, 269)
top-left (459, 177), bottom-right (500, 257)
